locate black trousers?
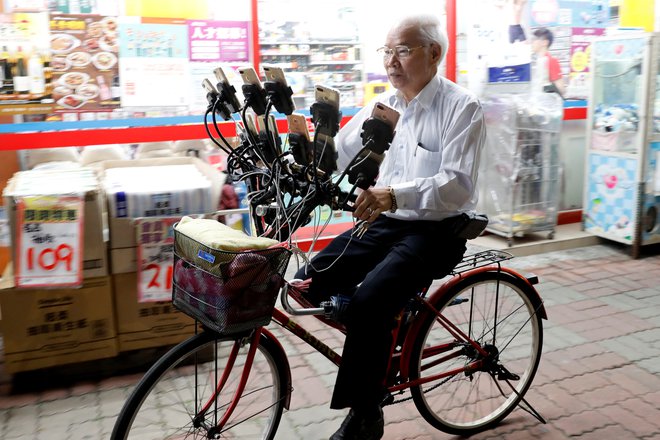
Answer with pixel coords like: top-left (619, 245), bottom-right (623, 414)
top-left (294, 215), bottom-right (467, 410)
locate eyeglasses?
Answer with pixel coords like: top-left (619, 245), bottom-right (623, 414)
top-left (376, 45), bottom-right (425, 60)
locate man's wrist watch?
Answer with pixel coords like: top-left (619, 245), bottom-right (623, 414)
top-left (388, 186), bottom-right (398, 213)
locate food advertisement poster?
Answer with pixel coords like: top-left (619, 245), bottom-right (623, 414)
top-left (50, 14), bottom-right (120, 112)
top-left (118, 22), bottom-right (189, 107)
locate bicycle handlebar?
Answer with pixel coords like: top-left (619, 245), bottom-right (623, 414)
top-left (205, 86), bottom-right (395, 243)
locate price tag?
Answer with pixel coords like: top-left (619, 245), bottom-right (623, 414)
top-left (136, 217), bottom-right (179, 302)
top-left (15, 195), bottom-right (84, 288)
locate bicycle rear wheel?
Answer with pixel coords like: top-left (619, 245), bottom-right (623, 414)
top-left (111, 329), bottom-right (289, 440)
top-left (409, 271), bottom-right (543, 435)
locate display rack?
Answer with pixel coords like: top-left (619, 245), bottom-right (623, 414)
top-left (582, 32), bottom-right (660, 258)
top-left (480, 93), bottom-right (563, 246)
top-left (260, 40), bottom-right (364, 108)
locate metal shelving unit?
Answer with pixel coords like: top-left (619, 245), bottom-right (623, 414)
top-left (480, 93), bottom-right (563, 246)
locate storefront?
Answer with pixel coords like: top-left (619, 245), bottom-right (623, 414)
top-left (0, 0), bottom-right (656, 372)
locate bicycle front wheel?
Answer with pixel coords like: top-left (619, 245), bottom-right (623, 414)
top-left (111, 329), bottom-right (289, 440)
top-left (409, 271), bottom-right (544, 435)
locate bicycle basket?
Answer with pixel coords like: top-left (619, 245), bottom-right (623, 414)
top-left (172, 228), bottom-right (291, 335)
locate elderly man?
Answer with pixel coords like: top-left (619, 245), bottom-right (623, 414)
top-left (296, 14), bottom-right (486, 440)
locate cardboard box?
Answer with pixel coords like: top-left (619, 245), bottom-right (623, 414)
top-left (110, 247), bottom-right (137, 274)
top-left (3, 173), bottom-right (108, 279)
top-left (113, 272), bottom-right (197, 352)
top-left (0, 275), bottom-right (118, 373)
top-left (100, 157), bottom-right (225, 251)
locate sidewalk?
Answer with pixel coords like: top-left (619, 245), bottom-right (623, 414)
top-left (1, 241), bottom-right (660, 439)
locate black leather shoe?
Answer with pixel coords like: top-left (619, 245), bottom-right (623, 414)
top-left (329, 407), bottom-right (384, 440)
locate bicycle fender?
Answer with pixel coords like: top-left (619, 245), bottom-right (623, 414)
top-left (435, 266), bottom-right (547, 320)
top-left (398, 268), bottom-right (547, 380)
top-left (259, 327), bottom-right (293, 410)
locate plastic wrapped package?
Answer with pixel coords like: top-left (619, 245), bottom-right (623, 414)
top-left (103, 164), bottom-right (216, 218)
top-left (479, 93), bottom-right (563, 245)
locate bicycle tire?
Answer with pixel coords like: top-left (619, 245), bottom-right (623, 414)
top-left (409, 270), bottom-right (544, 435)
top-left (111, 329), bottom-right (289, 440)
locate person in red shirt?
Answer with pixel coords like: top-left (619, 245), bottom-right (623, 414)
top-left (531, 27), bottom-right (565, 97)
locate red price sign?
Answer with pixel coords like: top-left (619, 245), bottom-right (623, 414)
top-left (136, 217), bottom-right (178, 302)
top-left (15, 195), bottom-right (84, 288)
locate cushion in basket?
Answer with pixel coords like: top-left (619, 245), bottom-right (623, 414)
top-left (175, 216), bottom-right (278, 251)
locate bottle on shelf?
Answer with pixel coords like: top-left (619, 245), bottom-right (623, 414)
top-left (111, 75), bottom-right (120, 100)
top-left (97, 74), bottom-right (112, 100)
top-left (28, 49), bottom-right (46, 95)
top-left (13, 46), bottom-right (30, 94)
top-left (42, 48), bottom-right (53, 97)
top-left (0, 45), bottom-right (12, 95)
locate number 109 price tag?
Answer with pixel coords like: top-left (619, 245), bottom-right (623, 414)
top-left (15, 195), bottom-right (84, 288)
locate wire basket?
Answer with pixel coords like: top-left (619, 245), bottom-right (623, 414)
top-left (172, 228), bottom-right (291, 335)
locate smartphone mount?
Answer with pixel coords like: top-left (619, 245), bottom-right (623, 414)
top-left (263, 81), bottom-right (295, 115)
top-left (288, 133), bottom-right (311, 166)
top-left (242, 83), bottom-right (267, 116)
top-left (310, 101), bottom-right (341, 137)
top-left (205, 89), bottom-right (232, 121)
top-left (216, 81), bottom-right (241, 114)
top-left (345, 117), bottom-right (395, 189)
top-left (360, 117), bottom-right (395, 154)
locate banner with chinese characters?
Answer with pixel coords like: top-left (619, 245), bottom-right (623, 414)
top-left (187, 20), bottom-right (249, 62)
top-left (15, 195), bottom-right (84, 288)
top-left (136, 217), bottom-right (178, 302)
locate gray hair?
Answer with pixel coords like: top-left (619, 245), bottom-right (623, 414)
top-left (395, 14), bottom-right (449, 66)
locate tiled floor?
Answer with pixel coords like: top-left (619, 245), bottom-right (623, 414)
top-left (1, 227), bottom-right (660, 439)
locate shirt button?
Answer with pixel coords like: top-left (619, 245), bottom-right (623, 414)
top-left (399, 145), bottom-right (403, 149)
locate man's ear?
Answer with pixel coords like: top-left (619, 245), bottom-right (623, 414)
top-left (431, 44), bottom-right (442, 63)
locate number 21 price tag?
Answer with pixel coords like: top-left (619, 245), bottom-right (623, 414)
top-left (15, 195), bottom-right (84, 288)
top-left (136, 217), bottom-right (179, 302)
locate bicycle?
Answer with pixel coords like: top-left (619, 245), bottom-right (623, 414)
top-left (111, 68), bottom-right (548, 439)
top-left (111, 240), bottom-right (547, 439)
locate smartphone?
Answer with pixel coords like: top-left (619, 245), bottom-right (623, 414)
top-left (258, 114), bottom-right (280, 137)
top-left (256, 113), bottom-right (282, 163)
top-left (213, 66), bottom-right (240, 113)
top-left (371, 102), bottom-right (400, 130)
top-left (287, 113), bottom-right (310, 141)
top-left (314, 133), bottom-right (338, 174)
top-left (238, 66), bottom-right (266, 115)
top-left (262, 64), bottom-right (295, 114)
top-left (201, 78), bottom-right (217, 95)
top-left (238, 66), bottom-right (262, 87)
top-left (262, 65), bottom-right (288, 85)
top-left (245, 113), bottom-right (259, 139)
top-left (314, 84), bottom-right (340, 110)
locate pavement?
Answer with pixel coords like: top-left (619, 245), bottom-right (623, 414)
top-left (1, 237), bottom-right (660, 439)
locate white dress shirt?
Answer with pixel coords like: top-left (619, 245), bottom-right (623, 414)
top-left (336, 74), bottom-right (486, 221)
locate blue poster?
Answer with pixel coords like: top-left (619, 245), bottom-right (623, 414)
top-left (530, 0), bottom-right (609, 28)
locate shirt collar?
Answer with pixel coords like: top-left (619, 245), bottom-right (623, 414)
top-left (389, 74), bottom-right (442, 111)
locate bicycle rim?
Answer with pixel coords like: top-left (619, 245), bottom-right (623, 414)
top-left (410, 271), bottom-right (543, 435)
top-left (112, 331), bottom-right (287, 440)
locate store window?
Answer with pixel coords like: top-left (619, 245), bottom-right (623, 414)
top-left (0, 0), bottom-right (445, 131)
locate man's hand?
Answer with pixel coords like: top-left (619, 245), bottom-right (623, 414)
top-left (353, 187), bottom-right (393, 222)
